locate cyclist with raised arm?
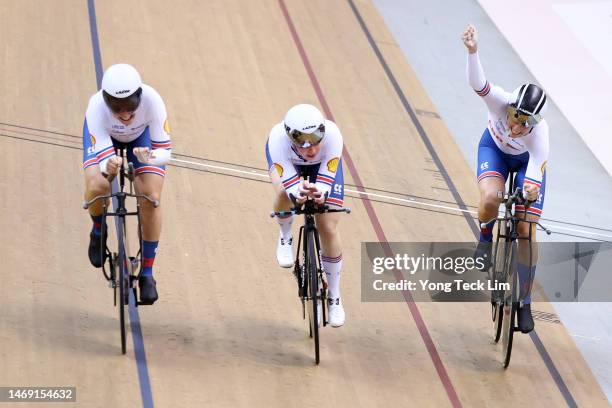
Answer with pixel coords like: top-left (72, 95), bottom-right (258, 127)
top-left (82, 64), bottom-right (172, 304)
top-left (266, 104), bottom-right (346, 327)
top-left (462, 25), bottom-right (550, 333)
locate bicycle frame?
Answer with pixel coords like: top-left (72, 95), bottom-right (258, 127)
top-left (96, 151), bottom-right (143, 293)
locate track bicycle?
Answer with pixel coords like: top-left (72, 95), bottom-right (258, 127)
top-left (83, 147), bottom-right (159, 354)
top-left (270, 181), bottom-right (350, 365)
top-left (487, 171), bottom-right (550, 367)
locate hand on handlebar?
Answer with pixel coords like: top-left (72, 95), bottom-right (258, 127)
top-left (522, 184), bottom-right (540, 202)
top-left (296, 181), bottom-right (326, 205)
top-left (106, 156), bottom-right (123, 177)
top-left (133, 147), bottom-right (153, 164)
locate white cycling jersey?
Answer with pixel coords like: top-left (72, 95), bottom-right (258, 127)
top-left (467, 52), bottom-right (549, 185)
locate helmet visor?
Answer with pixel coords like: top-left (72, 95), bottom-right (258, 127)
top-left (103, 88), bottom-right (143, 113)
top-left (285, 123), bottom-right (325, 148)
top-left (507, 106), bottom-right (542, 127)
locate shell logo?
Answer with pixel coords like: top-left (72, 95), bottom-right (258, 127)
top-left (273, 163), bottom-right (284, 177)
top-left (327, 157), bottom-right (339, 173)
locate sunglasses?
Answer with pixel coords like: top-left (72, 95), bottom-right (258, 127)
top-left (285, 123), bottom-right (325, 148)
top-left (507, 106), bottom-right (542, 127)
top-left (103, 88), bottom-right (143, 114)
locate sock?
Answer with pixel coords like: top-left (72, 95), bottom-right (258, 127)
top-left (91, 214), bottom-right (103, 236)
top-left (518, 263), bottom-right (536, 304)
top-left (479, 219), bottom-right (496, 242)
top-left (322, 254), bottom-right (343, 299)
top-left (142, 240), bottom-right (159, 277)
top-left (277, 214), bottom-right (293, 240)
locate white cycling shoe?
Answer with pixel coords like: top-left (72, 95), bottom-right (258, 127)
top-left (327, 297), bottom-right (345, 327)
top-left (276, 235), bottom-right (294, 268)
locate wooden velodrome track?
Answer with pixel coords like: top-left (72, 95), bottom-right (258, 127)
top-left (0, 0), bottom-right (608, 407)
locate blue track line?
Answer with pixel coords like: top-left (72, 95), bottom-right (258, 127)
top-left (86, 1), bottom-right (154, 406)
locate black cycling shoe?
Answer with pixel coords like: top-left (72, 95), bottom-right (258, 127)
top-left (138, 276), bottom-right (158, 304)
top-left (474, 240), bottom-right (493, 272)
top-left (88, 229), bottom-right (107, 268)
top-left (518, 303), bottom-right (535, 333)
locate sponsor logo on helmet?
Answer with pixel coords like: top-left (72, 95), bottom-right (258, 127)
top-left (273, 163), bottom-right (284, 177)
top-left (540, 160), bottom-right (547, 175)
top-left (327, 157), bottom-right (339, 173)
top-left (115, 89), bottom-right (131, 95)
top-left (302, 125), bottom-right (317, 130)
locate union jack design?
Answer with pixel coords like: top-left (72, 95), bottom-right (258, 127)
top-left (316, 174), bottom-right (334, 187)
top-left (326, 197), bottom-right (343, 207)
top-left (477, 171), bottom-right (504, 182)
top-left (282, 174), bottom-right (300, 190)
top-left (476, 81), bottom-right (491, 97)
top-left (151, 139), bottom-right (172, 150)
top-left (136, 166), bottom-right (166, 177)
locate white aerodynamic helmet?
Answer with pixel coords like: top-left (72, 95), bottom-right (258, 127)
top-left (283, 104), bottom-right (326, 148)
top-left (101, 63), bottom-right (143, 113)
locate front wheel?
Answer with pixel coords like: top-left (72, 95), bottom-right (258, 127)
top-left (502, 301), bottom-right (518, 368)
top-left (117, 254), bottom-right (127, 355)
top-left (118, 218), bottom-right (131, 355)
top-left (501, 242), bottom-right (518, 368)
top-left (491, 238), bottom-right (510, 343)
top-left (305, 229), bottom-right (320, 365)
top-left (492, 303), bottom-right (503, 343)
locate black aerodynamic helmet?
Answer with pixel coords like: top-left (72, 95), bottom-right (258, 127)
top-left (508, 83), bottom-right (547, 126)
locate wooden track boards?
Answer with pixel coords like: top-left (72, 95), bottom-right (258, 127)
top-left (0, 0), bottom-right (607, 406)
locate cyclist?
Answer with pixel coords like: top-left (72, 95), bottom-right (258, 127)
top-left (462, 25), bottom-right (549, 333)
top-left (82, 63), bottom-right (172, 304)
top-left (265, 104), bottom-right (346, 327)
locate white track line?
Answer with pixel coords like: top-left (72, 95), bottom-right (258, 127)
top-left (171, 157), bottom-right (612, 239)
top-left (571, 334), bottom-right (602, 342)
